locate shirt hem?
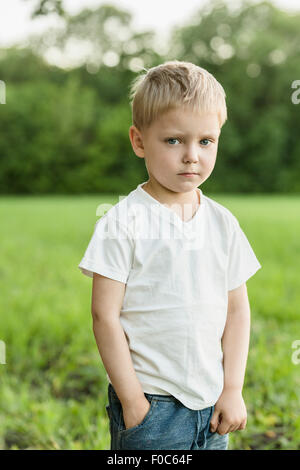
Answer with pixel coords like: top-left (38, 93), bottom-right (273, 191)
top-left (136, 377), bottom-right (219, 411)
top-left (228, 262), bottom-right (262, 291)
top-left (107, 376), bottom-right (218, 410)
top-left (144, 384), bottom-right (217, 410)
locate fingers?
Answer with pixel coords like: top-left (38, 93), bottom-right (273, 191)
top-left (210, 408), bottom-right (247, 435)
top-left (214, 417), bottom-right (247, 435)
top-left (211, 412), bottom-right (231, 435)
top-left (209, 409), bottom-right (221, 432)
top-left (237, 417), bottom-right (247, 430)
top-left (215, 423), bottom-right (232, 435)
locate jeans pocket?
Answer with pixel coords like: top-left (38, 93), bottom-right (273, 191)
top-left (119, 397), bottom-right (158, 437)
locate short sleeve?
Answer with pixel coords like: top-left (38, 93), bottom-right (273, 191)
top-left (227, 219), bottom-right (262, 291)
top-left (78, 215), bottom-right (134, 283)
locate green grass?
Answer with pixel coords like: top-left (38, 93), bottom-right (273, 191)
top-left (0, 193), bottom-right (299, 450)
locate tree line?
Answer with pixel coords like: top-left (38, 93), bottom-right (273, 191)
top-left (0, 0), bottom-right (299, 194)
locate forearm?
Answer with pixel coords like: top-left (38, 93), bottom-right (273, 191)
top-left (92, 317), bottom-right (145, 406)
top-left (221, 308), bottom-right (251, 391)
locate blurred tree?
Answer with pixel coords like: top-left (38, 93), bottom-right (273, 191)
top-left (27, 3), bottom-right (163, 73)
top-left (1, 0), bottom-right (300, 193)
top-left (0, 47), bottom-right (66, 84)
top-left (24, 0), bottom-right (65, 17)
top-left (166, 0), bottom-right (300, 192)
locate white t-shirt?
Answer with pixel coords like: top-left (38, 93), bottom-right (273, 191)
top-left (78, 181), bottom-right (262, 410)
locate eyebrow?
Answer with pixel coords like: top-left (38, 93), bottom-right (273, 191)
top-left (162, 130), bottom-right (220, 139)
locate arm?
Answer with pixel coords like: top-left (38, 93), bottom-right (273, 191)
top-left (91, 272), bottom-right (150, 429)
top-left (210, 283), bottom-right (250, 435)
top-left (222, 282), bottom-right (251, 391)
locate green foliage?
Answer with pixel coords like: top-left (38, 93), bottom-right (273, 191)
top-left (168, 0), bottom-right (300, 193)
top-left (0, 0), bottom-right (300, 194)
top-left (26, 0), bottom-right (65, 18)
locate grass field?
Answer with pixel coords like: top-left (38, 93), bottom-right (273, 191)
top-left (0, 193), bottom-right (299, 450)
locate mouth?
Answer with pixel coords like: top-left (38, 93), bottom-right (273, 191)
top-left (178, 173), bottom-right (199, 176)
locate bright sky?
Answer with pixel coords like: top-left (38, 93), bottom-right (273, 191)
top-left (0, 0), bottom-right (299, 67)
top-left (1, 0), bottom-right (300, 46)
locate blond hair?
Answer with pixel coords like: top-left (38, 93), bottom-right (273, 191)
top-left (129, 60), bottom-right (227, 132)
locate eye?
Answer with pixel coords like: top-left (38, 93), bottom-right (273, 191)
top-left (165, 138), bottom-right (180, 145)
top-left (164, 137), bottom-right (213, 147)
top-left (200, 139), bottom-right (211, 146)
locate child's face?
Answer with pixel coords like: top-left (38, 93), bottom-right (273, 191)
top-left (129, 107), bottom-right (221, 195)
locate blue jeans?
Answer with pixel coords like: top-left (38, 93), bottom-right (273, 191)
top-left (105, 383), bottom-right (229, 450)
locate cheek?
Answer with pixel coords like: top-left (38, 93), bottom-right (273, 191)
top-left (207, 156), bottom-right (217, 172)
top-left (147, 153), bottom-right (172, 174)
top-left (199, 157), bottom-right (216, 174)
top-left (156, 150), bottom-right (176, 166)
top-left (204, 147), bottom-right (217, 163)
top-left (163, 156), bottom-right (180, 171)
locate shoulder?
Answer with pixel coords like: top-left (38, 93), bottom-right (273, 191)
top-left (202, 194), bottom-right (239, 233)
top-left (94, 189), bottom-right (146, 236)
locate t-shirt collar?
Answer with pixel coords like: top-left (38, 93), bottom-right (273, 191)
top-left (136, 181), bottom-right (205, 232)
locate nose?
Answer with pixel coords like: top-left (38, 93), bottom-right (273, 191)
top-left (182, 143), bottom-right (200, 163)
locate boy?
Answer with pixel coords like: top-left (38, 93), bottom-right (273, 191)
top-left (78, 61), bottom-right (262, 450)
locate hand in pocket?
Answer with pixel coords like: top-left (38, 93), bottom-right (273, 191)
top-left (122, 396), bottom-right (151, 431)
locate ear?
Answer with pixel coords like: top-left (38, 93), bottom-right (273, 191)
top-left (129, 125), bottom-right (145, 158)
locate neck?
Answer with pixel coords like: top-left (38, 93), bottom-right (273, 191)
top-left (142, 181), bottom-right (200, 209)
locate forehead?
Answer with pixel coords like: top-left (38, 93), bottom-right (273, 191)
top-left (153, 108), bottom-right (220, 136)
